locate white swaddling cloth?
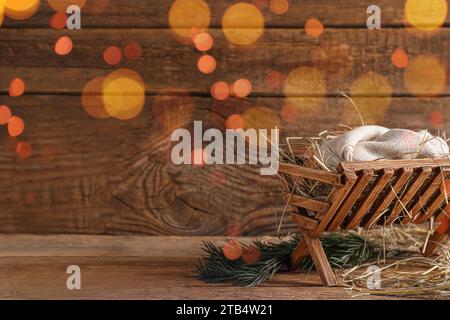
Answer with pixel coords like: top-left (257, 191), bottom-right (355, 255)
top-left (317, 125), bottom-right (449, 171)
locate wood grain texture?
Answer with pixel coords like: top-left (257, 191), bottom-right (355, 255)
top-left (3, 0), bottom-right (449, 28)
top-left (0, 95), bottom-right (448, 235)
top-left (0, 28), bottom-right (449, 95)
top-left (0, 235), bottom-right (412, 300)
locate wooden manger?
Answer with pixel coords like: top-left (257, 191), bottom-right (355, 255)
top-left (279, 146), bottom-right (450, 287)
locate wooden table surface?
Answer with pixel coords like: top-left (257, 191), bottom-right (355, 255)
top-left (0, 234), bottom-right (403, 300)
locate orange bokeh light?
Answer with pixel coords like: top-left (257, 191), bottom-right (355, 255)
top-left (226, 114), bottom-right (245, 130)
top-left (194, 32), bottom-right (214, 52)
top-left (280, 104), bottom-right (300, 123)
top-left (211, 81), bottom-right (230, 101)
top-left (124, 41), bottom-right (143, 61)
top-left (391, 48), bottom-right (409, 68)
top-left (16, 141), bottom-right (32, 160)
top-left (305, 18), bottom-right (324, 38)
top-left (232, 79), bottom-right (252, 98)
top-left (49, 12), bottom-right (67, 29)
top-left (191, 148), bottom-right (205, 166)
top-left (242, 246), bottom-right (261, 264)
top-left (47, 0), bottom-right (85, 12)
top-left (436, 214), bottom-right (449, 235)
top-left (222, 3), bottom-right (264, 46)
top-left (4, 0), bottom-right (40, 20)
top-left (0, 105), bottom-right (12, 125)
top-left (269, 0), bottom-right (289, 15)
top-left (8, 116), bottom-right (24, 137)
top-left (197, 55), bottom-right (216, 74)
top-left (81, 77), bottom-right (110, 119)
top-left (266, 70), bottom-right (285, 91)
top-left (404, 55), bottom-right (446, 98)
top-left (223, 240), bottom-right (243, 261)
top-left (54, 36), bottom-right (73, 55)
top-left (169, 0), bottom-right (211, 39)
top-left (9, 78), bottom-right (25, 97)
top-left (0, 2), bottom-right (4, 27)
top-left (103, 46), bottom-right (122, 65)
top-left (429, 110), bottom-right (444, 129)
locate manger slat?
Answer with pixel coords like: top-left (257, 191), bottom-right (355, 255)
top-left (364, 168), bottom-right (413, 228)
top-left (3, 0), bottom-right (448, 28)
top-left (1, 28), bottom-right (450, 95)
top-left (385, 167), bottom-right (433, 225)
top-left (284, 193), bottom-right (330, 214)
top-left (312, 171), bottom-right (357, 237)
top-left (328, 169), bottom-right (374, 231)
top-left (339, 159), bottom-right (450, 172)
top-left (279, 163), bottom-right (343, 186)
top-left (345, 169), bottom-right (395, 230)
top-left (403, 171), bottom-right (444, 224)
top-left (414, 193), bottom-right (447, 224)
top-left (291, 213), bottom-right (320, 231)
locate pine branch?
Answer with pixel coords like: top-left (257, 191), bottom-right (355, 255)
top-left (195, 233), bottom-right (409, 287)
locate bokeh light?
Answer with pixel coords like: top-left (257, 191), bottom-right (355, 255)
top-left (436, 214), bottom-right (449, 235)
top-left (168, 0), bottom-right (211, 39)
top-left (269, 0), bottom-right (289, 15)
top-left (226, 114), bottom-right (245, 130)
top-left (242, 246), bottom-right (261, 264)
top-left (391, 48), bottom-right (409, 68)
top-left (54, 36), bottom-right (73, 56)
top-left (280, 104), bottom-right (300, 123)
top-left (429, 110), bottom-right (444, 129)
top-left (223, 240), bottom-right (243, 260)
top-left (222, 3), bottom-right (264, 46)
top-left (194, 32), bottom-right (214, 52)
top-left (232, 79), bottom-right (252, 98)
top-left (152, 89), bottom-right (194, 131)
top-left (191, 148), bottom-right (205, 167)
top-left (284, 67), bottom-right (326, 115)
top-left (265, 70), bottom-right (285, 91)
top-left (8, 116), bottom-right (24, 137)
top-left (103, 46), bottom-right (122, 65)
top-left (103, 69), bottom-right (146, 120)
top-left (404, 55), bottom-right (446, 98)
top-left (305, 18), bottom-right (324, 38)
top-left (4, 0), bottom-right (40, 20)
top-left (345, 72), bottom-right (393, 125)
top-left (81, 77), bottom-right (110, 119)
top-left (243, 106), bottom-right (280, 145)
top-left (16, 141), bottom-right (32, 160)
top-left (197, 55), bottom-right (216, 74)
top-left (49, 12), bottom-right (67, 29)
top-left (0, 105), bottom-right (12, 125)
top-left (47, 0), bottom-right (85, 12)
top-left (124, 41), bottom-right (143, 61)
top-left (211, 81), bottom-right (230, 101)
top-left (405, 0), bottom-right (447, 32)
top-left (0, 0), bottom-right (5, 27)
top-left (9, 78), bottom-right (25, 97)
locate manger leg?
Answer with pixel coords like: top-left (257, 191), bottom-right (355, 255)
top-left (302, 232), bottom-right (338, 287)
top-left (290, 239), bottom-right (309, 271)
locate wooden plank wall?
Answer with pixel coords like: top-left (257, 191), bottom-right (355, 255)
top-left (0, 0), bottom-right (448, 235)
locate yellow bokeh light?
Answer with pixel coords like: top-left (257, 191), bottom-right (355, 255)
top-left (222, 3), bottom-right (264, 46)
top-left (0, 0), bottom-right (4, 27)
top-left (405, 0), bottom-right (447, 32)
top-left (47, 0), bottom-right (86, 12)
top-left (404, 55), bottom-right (446, 98)
top-left (344, 72), bottom-right (393, 125)
top-left (4, 0), bottom-right (40, 20)
top-left (103, 69), bottom-right (146, 120)
top-left (243, 106), bottom-right (280, 145)
top-left (283, 67), bottom-right (327, 115)
top-left (169, 0), bottom-right (211, 39)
